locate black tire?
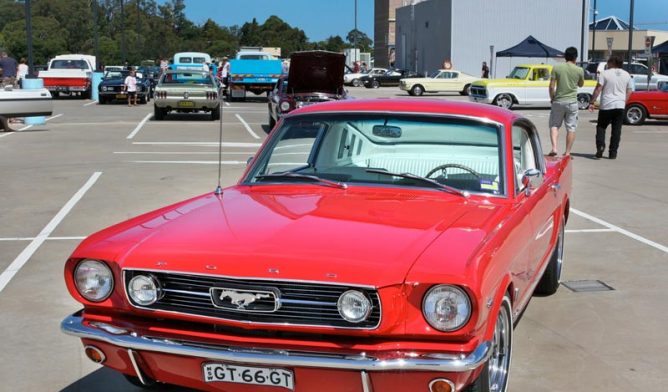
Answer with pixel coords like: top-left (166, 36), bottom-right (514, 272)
top-left (466, 295), bottom-right (513, 392)
top-left (269, 111), bottom-right (276, 129)
top-left (624, 104), bottom-right (647, 125)
top-left (52, 92), bottom-right (60, 98)
top-left (534, 216), bottom-right (565, 296)
top-left (410, 85), bottom-right (424, 96)
top-left (82, 89), bottom-right (91, 100)
top-left (154, 105), bottom-right (164, 121)
top-left (98, 96), bottom-right (107, 104)
top-left (460, 84), bottom-right (471, 96)
top-left (493, 94), bottom-right (513, 110)
top-left (139, 95), bottom-right (147, 104)
top-left (577, 93), bottom-right (591, 110)
top-left (371, 80), bottom-right (380, 89)
top-left (211, 105), bottom-right (220, 121)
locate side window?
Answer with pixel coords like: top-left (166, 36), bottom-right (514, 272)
top-left (450, 72), bottom-right (459, 79)
top-left (512, 125), bottom-right (539, 192)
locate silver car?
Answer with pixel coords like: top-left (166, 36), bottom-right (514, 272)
top-left (153, 70), bottom-right (220, 121)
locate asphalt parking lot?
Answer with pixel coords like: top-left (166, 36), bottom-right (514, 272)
top-left (1, 87), bottom-right (666, 392)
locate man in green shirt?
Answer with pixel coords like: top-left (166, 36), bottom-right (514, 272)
top-left (548, 47), bottom-right (584, 157)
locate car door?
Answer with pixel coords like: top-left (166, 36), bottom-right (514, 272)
top-left (512, 121), bottom-right (560, 287)
top-left (524, 67), bottom-right (551, 105)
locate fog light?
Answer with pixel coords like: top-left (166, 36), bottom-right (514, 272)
top-left (429, 378), bottom-right (455, 392)
top-left (84, 345), bottom-right (106, 364)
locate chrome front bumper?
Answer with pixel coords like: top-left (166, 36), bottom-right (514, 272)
top-left (61, 312), bottom-right (491, 373)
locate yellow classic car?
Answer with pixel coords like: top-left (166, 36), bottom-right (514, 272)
top-left (469, 64), bottom-right (596, 110)
top-left (399, 69), bottom-right (479, 96)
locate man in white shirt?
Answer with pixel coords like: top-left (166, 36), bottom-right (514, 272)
top-left (589, 56), bottom-right (633, 159)
top-left (124, 68), bottom-right (138, 107)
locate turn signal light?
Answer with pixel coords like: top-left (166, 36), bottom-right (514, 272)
top-left (84, 345), bottom-right (106, 364)
top-left (429, 378), bottom-right (455, 392)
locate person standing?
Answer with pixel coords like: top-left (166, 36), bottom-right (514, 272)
top-left (481, 61), bottom-right (489, 78)
top-left (0, 51), bottom-right (18, 87)
top-left (219, 57), bottom-right (230, 87)
top-left (547, 47), bottom-right (584, 157)
top-left (588, 55), bottom-right (633, 159)
top-left (124, 68), bottom-right (138, 106)
top-left (17, 58), bottom-right (28, 87)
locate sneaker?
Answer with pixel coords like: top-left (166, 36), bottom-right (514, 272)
top-left (595, 150), bottom-right (603, 159)
top-left (609, 152), bottom-right (617, 159)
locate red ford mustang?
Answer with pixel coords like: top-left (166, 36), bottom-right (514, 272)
top-left (62, 99), bottom-right (572, 392)
top-left (624, 82), bottom-right (668, 125)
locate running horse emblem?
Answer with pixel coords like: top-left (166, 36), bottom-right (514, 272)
top-left (218, 290), bottom-right (272, 309)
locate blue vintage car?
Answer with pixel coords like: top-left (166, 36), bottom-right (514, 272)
top-left (98, 70), bottom-right (152, 104)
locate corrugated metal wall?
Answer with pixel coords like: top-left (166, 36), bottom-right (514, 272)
top-left (396, 0), bottom-right (589, 77)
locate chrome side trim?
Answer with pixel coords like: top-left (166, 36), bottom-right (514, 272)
top-left (361, 370), bottom-right (373, 392)
top-left (62, 312), bottom-right (491, 373)
top-left (127, 349), bottom-right (148, 385)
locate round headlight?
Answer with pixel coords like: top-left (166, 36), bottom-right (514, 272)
top-left (279, 100), bottom-right (292, 112)
top-left (74, 259), bottom-right (114, 302)
top-left (337, 290), bottom-right (372, 323)
top-left (422, 285), bottom-right (471, 332)
top-left (128, 275), bottom-right (161, 306)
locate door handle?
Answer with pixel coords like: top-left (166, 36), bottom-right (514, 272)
top-left (550, 183), bottom-right (561, 193)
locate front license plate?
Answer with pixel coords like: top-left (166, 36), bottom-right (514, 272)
top-left (115, 94), bottom-right (126, 99)
top-left (203, 363), bottom-right (294, 390)
top-left (178, 100), bottom-right (195, 108)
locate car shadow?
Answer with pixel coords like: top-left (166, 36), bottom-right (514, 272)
top-left (151, 113), bottom-right (216, 122)
top-left (59, 367), bottom-right (196, 392)
top-left (570, 152), bottom-right (601, 160)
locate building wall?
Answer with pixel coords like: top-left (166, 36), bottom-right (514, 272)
top-left (589, 30), bottom-right (668, 61)
top-left (396, 0), bottom-right (589, 77)
top-left (375, 0), bottom-right (410, 68)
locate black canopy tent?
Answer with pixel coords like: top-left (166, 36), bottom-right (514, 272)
top-left (494, 36), bottom-right (564, 77)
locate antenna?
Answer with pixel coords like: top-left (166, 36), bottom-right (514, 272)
top-left (214, 87), bottom-right (224, 196)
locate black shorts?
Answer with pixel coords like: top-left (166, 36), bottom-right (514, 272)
top-left (127, 91), bottom-right (137, 96)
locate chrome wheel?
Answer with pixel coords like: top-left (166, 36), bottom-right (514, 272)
top-left (555, 222), bottom-right (564, 281)
top-left (411, 85), bottom-right (424, 96)
top-left (488, 297), bottom-right (512, 392)
top-left (352, 79), bottom-right (362, 87)
top-left (625, 105), bottom-right (646, 125)
top-left (494, 94), bottom-right (513, 109)
top-left (577, 94), bottom-right (591, 110)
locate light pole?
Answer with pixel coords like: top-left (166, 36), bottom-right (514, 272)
top-left (354, 0), bottom-right (358, 64)
top-left (627, 0), bottom-right (635, 65)
top-left (120, 0), bottom-right (126, 64)
top-left (591, 0), bottom-right (598, 60)
top-left (92, 0), bottom-right (99, 70)
top-left (580, 0), bottom-right (586, 63)
top-left (24, 0), bottom-right (34, 74)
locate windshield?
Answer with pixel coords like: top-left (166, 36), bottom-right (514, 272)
top-left (246, 114), bottom-right (504, 196)
top-left (239, 54), bottom-right (269, 60)
top-left (51, 60), bottom-right (89, 70)
top-left (508, 67), bottom-right (530, 80)
top-left (160, 72), bottom-right (213, 85)
top-left (104, 71), bottom-right (130, 79)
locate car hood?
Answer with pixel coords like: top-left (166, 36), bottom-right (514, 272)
top-left (288, 51), bottom-right (345, 95)
top-left (76, 187), bottom-right (501, 288)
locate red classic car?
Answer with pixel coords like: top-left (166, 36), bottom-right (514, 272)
top-left (624, 82), bottom-right (668, 125)
top-left (62, 99), bottom-right (572, 392)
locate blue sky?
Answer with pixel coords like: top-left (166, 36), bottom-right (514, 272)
top-left (171, 0), bottom-right (667, 41)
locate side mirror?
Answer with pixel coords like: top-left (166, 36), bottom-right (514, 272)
top-left (521, 168), bottom-right (543, 195)
top-left (246, 156), bottom-right (254, 166)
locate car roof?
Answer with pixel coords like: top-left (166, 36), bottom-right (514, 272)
top-left (289, 98), bottom-right (519, 125)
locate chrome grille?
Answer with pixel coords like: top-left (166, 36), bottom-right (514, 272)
top-left (124, 270), bottom-right (382, 329)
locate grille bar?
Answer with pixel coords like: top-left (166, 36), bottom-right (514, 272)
top-left (125, 270), bottom-right (381, 329)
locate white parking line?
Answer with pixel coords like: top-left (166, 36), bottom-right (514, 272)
top-left (133, 141), bottom-right (262, 147)
top-left (565, 228), bottom-right (615, 233)
top-left (572, 208), bottom-right (668, 254)
top-left (130, 160), bottom-right (245, 165)
top-left (126, 113), bottom-right (153, 139)
top-left (114, 151), bottom-right (253, 155)
top-left (83, 101), bottom-right (98, 107)
top-left (0, 172), bottom-right (102, 294)
top-left (0, 124), bottom-right (34, 139)
top-left (45, 113), bottom-right (63, 122)
top-left (224, 101), bottom-right (230, 107)
top-left (235, 114), bottom-right (261, 139)
top-left (0, 236), bottom-right (86, 242)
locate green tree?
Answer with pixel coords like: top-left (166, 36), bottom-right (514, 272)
top-left (2, 16), bottom-right (69, 64)
top-left (346, 29), bottom-right (372, 52)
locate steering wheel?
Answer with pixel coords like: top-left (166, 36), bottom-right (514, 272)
top-left (426, 163), bottom-right (482, 179)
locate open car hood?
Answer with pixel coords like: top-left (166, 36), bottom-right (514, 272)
top-left (288, 51), bottom-right (345, 95)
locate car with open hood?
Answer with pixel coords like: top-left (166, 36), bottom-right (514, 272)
top-left (268, 50), bottom-right (346, 129)
top-left (61, 99), bottom-right (571, 392)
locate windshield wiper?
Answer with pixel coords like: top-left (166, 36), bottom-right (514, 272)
top-left (254, 172), bottom-right (348, 189)
top-left (365, 168), bottom-right (469, 198)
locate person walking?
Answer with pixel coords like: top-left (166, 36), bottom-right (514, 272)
top-left (547, 47), bottom-right (584, 157)
top-left (481, 61), bottom-right (489, 78)
top-left (588, 55), bottom-right (633, 159)
top-left (124, 68), bottom-right (138, 106)
top-left (0, 51), bottom-right (18, 87)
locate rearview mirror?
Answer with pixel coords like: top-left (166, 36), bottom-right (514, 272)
top-left (372, 125), bottom-right (402, 138)
top-left (521, 168), bottom-right (543, 195)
